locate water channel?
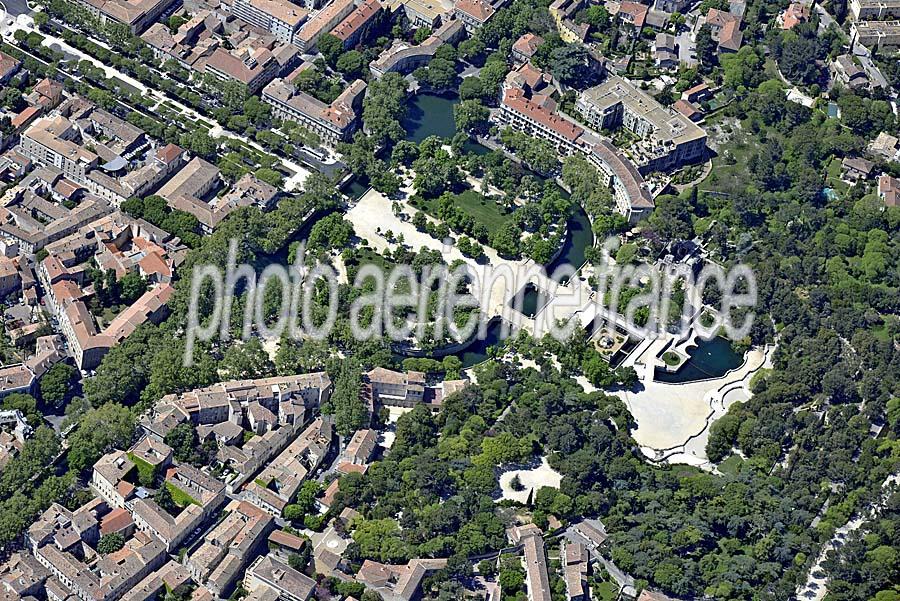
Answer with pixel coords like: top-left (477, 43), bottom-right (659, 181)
top-left (399, 93), bottom-right (596, 366)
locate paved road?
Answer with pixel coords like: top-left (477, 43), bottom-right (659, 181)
top-left (850, 39), bottom-right (890, 90)
top-left (564, 524), bottom-right (635, 591)
top-left (1, 0), bottom-right (31, 17)
top-left (809, 2), bottom-right (890, 90)
top-left (29, 18), bottom-right (318, 191)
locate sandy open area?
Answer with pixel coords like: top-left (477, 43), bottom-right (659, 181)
top-left (496, 456), bottom-right (562, 503)
top-left (612, 346), bottom-right (771, 457)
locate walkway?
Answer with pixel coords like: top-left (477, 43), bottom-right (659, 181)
top-left (346, 187), bottom-right (647, 342)
top-left (12, 17), bottom-right (313, 191)
top-left (794, 472), bottom-right (900, 600)
top-left (611, 344), bottom-right (772, 459)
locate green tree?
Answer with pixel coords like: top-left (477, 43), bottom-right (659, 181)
top-left (329, 363), bottom-right (367, 437)
top-left (118, 272), bottom-right (147, 305)
top-left (97, 532), bottom-right (125, 554)
top-left (336, 50), bottom-right (366, 79)
top-left (318, 33), bottom-right (344, 66)
top-left (67, 403), bottom-right (135, 473)
top-left (453, 99), bottom-right (490, 135)
top-left (549, 44), bottom-right (590, 86)
top-left (255, 167), bottom-right (284, 187)
top-left (695, 24), bottom-right (718, 71)
top-left (1, 393), bottom-right (42, 426)
top-left (220, 338), bottom-right (274, 380)
top-left (40, 363), bottom-right (77, 406)
top-left (164, 423), bottom-right (199, 464)
top-left (363, 73), bottom-right (408, 146)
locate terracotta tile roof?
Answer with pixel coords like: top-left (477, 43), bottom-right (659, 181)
top-left (319, 478), bottom-right (340, 508)
top-left (0, 51), bottom-right (20, 80)
top-left (331, 0), bottom-right (382, 41)
top-left (512, 33), bottom-right (544, 58)
top-left (780, 2), bottom-right (808, 29)
top-left (673, 99), bottom-right (701, 119)
top-left (11, 106), bottom-right (41, 131)
top-left (155, 143), bottom-right (184, 164)
top-left (337, 462), bottom-right (368, 474)
top-left (268, 529), bottom-right (307, 550)
top-left (100, 507), bottom-right (134, 536)
top-left (454, 0), bottom-right (494, 21)
top-left (618, 1), bottom-right (648, 26)
top-left (879, 174), bottom-right (900, 207)
top-left (502, 87), bottom-right (584, 143)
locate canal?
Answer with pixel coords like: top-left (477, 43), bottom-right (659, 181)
top-left (399, 93), bottom-right (596, 366)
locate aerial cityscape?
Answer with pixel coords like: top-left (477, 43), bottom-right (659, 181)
top-left (0, 0), bottom-right (897, 597)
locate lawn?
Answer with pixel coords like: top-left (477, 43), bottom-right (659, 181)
top-left (414, 189), bottom-right (516, 232)
top-left (127, 452), bottom-right (156, 485)
top-left (701, 117), bottom-right (778, 197)
top-left (824, 156), bottom-right (850, 197)
top-left (166, 482), bottom-right (200, 508)
top-left (592, 580), bottom-right (618, 601)
top-left (662, 351), bottom-right (681, 366)
top-left (718, 454), bottom-right (745, 476)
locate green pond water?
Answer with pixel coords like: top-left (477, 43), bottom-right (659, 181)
top-left (401, 93), bottom-right (596, 366)
top-left (654, 337), bottom-right (744, 383)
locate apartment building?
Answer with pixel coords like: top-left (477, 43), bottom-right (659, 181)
top-left (498, 87), bottom-right (585, 155)
top-left (262, 78), bottom-right (366, 147)
top-left (146, 372), bottom-right (331, 433)
top-left (92, 450), bottom-right (138, 508)
top-left (295, 0), bottom-right (357, 51)
top-left (131, 498), bottom-right (204, 552)
top-left (549, 0), bottom-right (588, 42)
top-left (453, 0), bottom-right (495, 32)
top-left (383, 0), bottom-right (447, 28)
top-left (850, 0), bottom-right (900, 20)
top-left (852, 19), bottom-right (900, 47)
top-left (562, 541), bottom-right (589, 601)
top-left (19, 116), bottom-right (98, 184)
top-left (586, 141), bottom-right (655, 222)
top-left (522, 528), bottom-right (552, 601)
top-left (119, 561), bottom-right (193, 601)
top-left (369, 19), bottom-right (464, 75)
top-left (38, 212), bottom-right (178, 369)
top-left (496, 71), bottom-right (655, 222)
top-left (364, 367), bottom-right (426, 408)
top-left (168, 169), bottom-right (276, 233)
top-left (204, 46), bottom-right (280, 94)
top-left (576, 76), bottom-right (707, 173)
top-left (0, 553), bottom-right (50, 598)
top-left (232, 0), bottom-right (310, 46)
top-left (245, 554), bottom-right (316, 601)
top-left (0, 336), bottom-right (64, 401)
top-left (28, 501), bottom-right (167, 601)
top-left (157, 156), bottom-right (221, 220)
top-left (244, 417), bottom-right (333, 515)
top-left (331, 0), bottom-right (383, 48)
top-left (19, 107), bottom-right (179, 206)
top-left (341, 428), bottom-right (377, 465)
top-left (356, 559), bottom-right (446, 601)
top-left (512, 33), bottom-right (544, 63)
top-left (185, 501), bottom-right (273, 596)
top-left (72, 0), bottom-right (177, 33)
